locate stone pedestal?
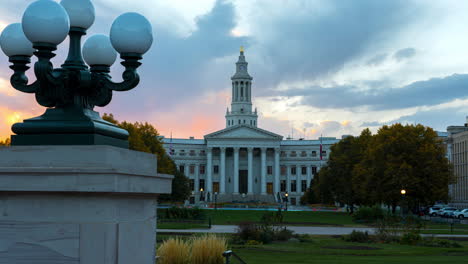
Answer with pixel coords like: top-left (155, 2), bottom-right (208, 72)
top-left (0, 145), bottom-right (172, 264)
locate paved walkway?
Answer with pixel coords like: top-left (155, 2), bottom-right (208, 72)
top-left (157, 225), bottom-right (468, 238)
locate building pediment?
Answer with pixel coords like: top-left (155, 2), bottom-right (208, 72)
top-left (204, 125), bottom-right (282, 141)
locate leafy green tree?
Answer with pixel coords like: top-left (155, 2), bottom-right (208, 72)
top-left (300, 178), bottom-right (318, 205)
top-left (102, 113), bottom-right (190, 202)
top-left (362, 124), bottom-right (453, 212)
top-left (312, 166), bottom-right (335, 205)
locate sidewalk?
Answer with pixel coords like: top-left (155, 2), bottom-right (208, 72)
top-left (157, 225), bottom-right (468, 237)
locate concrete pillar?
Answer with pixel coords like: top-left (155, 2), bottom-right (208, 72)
top-left (274, 147), bottom-right (280, 194)
top-left (261, 147), bottom-right (267, 195)
top-left (307, 165), bottom-right (312, 188)
top-left (207, 148), bottom-right (213, 193)
top-left (287, 165), bottom-right (291, 193)
top-left (195, 164), bottom-right (200, 193)
top-left (0, 146), bottom-right (172, 264)
top-left (220, 147), bottom-right (226, 194)
top-left (296, 164), bottom-right (301, 193)
top-left (247, 147), bottom-right (253, 194)
top-left (233, 147), bottom-right (239, 194)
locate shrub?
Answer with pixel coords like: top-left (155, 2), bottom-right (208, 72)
top-left (343, 230), bottom-right (370, 243)
top-left (352, 206), bottom-right (384, 223)
top-left (400, 232), bottom-right (422, 245)
top-left (420, 237), bottom-right (462, 248)
top-left (275, 227), bottom-right (294, 241)
top-left (163, 207), bottom-right (206, 220)
top-left (245, 240), bottom-right (263, 245)
top-left (157, 238), bottom-right (191, 264)
top-left (237, 221), bottom-right (261, 241)
top-left (191, 234), bottom-right (227, 264)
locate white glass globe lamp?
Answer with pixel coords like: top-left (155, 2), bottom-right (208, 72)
top-left (60, 0), bottom-right (95, 30)
top-left (0, 23), bottom-right (34, 57)
top-left (83, 34), bottom-right (117, 66)
top-left (22, 0), bottom-right (70, 45)
top-left (110, 12), bottom-right (153, 55)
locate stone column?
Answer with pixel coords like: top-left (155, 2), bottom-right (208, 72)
top-left (220, 147), bottom-right (226, 194)
top-left (247, 147), bottom-right (253, 194)
top-left (261, 147), bottom-right (267, 194)
top-left (233, 147), bottom-right (240, 194)
top-left (274, 147), bottom-right (280, 194)
top-left (195, 164), bottom-right (200, 193)
top-left (207, 148), bottom-right (213, 193)
top-left (307, 165), bottom-right (312, 188)
top-left (287, 165), bottom-right (291, 193)
top-left (296, 164), bottom-right (301, 193)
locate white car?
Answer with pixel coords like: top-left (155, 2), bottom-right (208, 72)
top-left (429, 206), bottom-right (444, 216)
top-left (453, 209), bottom-right (468, 219)
top-left (438, 207), bottom-right (458, 217)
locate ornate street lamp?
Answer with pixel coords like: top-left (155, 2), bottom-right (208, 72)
top-left (0, 0), bottom-right (153, 148)
top-left (285, 192), bottom-right (289, 211)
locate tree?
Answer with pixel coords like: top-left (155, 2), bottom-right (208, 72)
top-left (0, 138), bottom-right (10, 146)
top-left (102, 113), bottom-right (190, 202)
top-left (300, 178), bottom-right (318, 205)
top-left (362, 124), bottom-right (453, 212)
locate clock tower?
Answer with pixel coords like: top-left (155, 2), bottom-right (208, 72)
top-left (226, 47), bottom-right (258, 128)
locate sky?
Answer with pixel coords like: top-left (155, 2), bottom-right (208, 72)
top-left (1, 0), bottom-right (468, 140)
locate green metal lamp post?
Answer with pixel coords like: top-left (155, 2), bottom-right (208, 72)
top-left (0, 0), bottom-right (153, 148)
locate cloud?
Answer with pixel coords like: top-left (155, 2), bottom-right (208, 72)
top-left (262, 73), bottom-right (468, 111)
top-left (394, 47), bottom-right (416, 61)
top-left (366, 53), bottom-right (388, 66)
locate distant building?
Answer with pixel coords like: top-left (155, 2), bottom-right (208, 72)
top-left (162, 48), bottom-right (340, 205)
top-left (447, 118), bottom-right (468, 208)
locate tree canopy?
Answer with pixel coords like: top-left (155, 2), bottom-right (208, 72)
top-left (309, 124), bottom-right (453, 212)
top-left (103, 113), bottom-right (190, 202)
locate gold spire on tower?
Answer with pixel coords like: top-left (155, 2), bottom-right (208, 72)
top-left (240, 46), bottom-right (244, 53)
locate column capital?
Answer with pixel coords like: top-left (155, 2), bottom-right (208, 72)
top-left (220, 147), bottom-right (226, 152)
top-left (274, 147), bottom-right (280, 152)
top-left (247, 147), bottom-right (254, 152)
top-left (260, 147), bottom-right (267, 152)
top-left (206, 147), bottom-right (213, 153)
top-left (233, 147), bottom-right (240, 152)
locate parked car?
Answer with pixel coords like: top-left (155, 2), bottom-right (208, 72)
top-left (437, 207), bottom-right (458, 217)
top-left (429, 206), bottom-right (444, 216)
top-left (453, 209), bottom-right (468, 219)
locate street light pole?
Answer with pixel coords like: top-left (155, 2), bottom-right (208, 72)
top-left (285, 192), bottom-right (289, 212)
top-left (401, 189), bottom-right (406, 219)
top-left (214, 192), bottom-right (218, 210)
top-left (0, 0), bottom-right (153, 148)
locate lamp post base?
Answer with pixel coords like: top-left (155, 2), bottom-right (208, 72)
top-left (11, 106), bottom-right (129, 148)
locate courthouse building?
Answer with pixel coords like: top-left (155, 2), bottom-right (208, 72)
top-left (162, 49), bottom-right (340, 205)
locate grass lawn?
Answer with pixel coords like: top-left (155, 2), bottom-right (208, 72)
top-left (205, 210), bottom-right (359, 226)
top-left (233, 236), bottom-right (468, 264)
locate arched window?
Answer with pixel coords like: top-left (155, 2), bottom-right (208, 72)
top-left (238, 120), bottom-right (241, 124)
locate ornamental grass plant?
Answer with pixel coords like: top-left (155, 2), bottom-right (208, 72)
top-left (157, 238), bottom-right (191, 264)
top-left (190, 234), bottom-right (227, 264)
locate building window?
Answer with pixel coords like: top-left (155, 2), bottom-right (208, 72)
top-left (189, 179), bottom-right (194, 191)
top-left (301, 166), bottom-right (307, 175)
top-left (291, 166), bottom-right (296, 175)
top-left (179, 165), bottom-right (185, 174)
top-left (267, 166), bottom-right (273, 175)
top-left (280, 151), bottom-right (286, 157)
top-left (199, 150), bottom-right (206, 156)
top-left (280, 180), bottom-right (286, 192)
top-left (301, 180), bottom-right (307, 192)
top-left (189, 150), bottom-right (196, 156)
top-left (281, 166), bottom-right (287, 175)
top-left (180, 150), bottom-right (186, 156)
top-left (243, 120), bottom-right (246, 124)
top-left (322, 151), bottom-right (327, 156)
top-left (199, 165), bottom-right (205, 174)
top-left (254, 121), bottom-right (256, 126)
top-left (214, 165), bottom-right (219, 174)
top-left (238, 120), bottom-right (241, 124)
top-left (312, 166), bottom-right (317, 175)
top-left (301, 151), bottom-right (307, 157)
top-left (199, 179), bottom-right (205, 191)
top-left (290, 151), bottom-right (297, 157)
top-left (291, 180), bottom-right (297, 192)
top-left (189, 165), bottom-right (195, 174)
top-left (311, 151), bottom-right (317, 157)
